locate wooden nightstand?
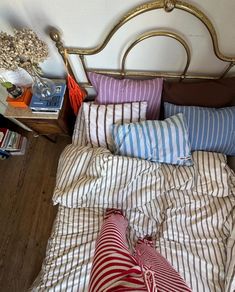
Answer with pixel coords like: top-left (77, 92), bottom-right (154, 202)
top-left (4, 90), bottom-right (75, 137)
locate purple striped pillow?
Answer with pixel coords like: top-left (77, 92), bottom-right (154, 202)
top-left (88, 72), bottom-right (163, 120)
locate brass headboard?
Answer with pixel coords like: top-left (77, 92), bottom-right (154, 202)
top-left (49, 0), bottom-right (235, 85)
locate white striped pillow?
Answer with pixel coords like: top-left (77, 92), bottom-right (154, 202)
top-left (112, 113), bottom-right (193, 165)
top-left (72, 105), bottom-right (87, 146)
top-left (83, 101), bottom-right (147, 151)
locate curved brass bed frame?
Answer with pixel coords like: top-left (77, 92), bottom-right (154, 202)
top-left (50, 0), bottom-right (235, 85)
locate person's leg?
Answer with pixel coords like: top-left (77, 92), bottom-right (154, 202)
top-left (135, 238), bottom-right (192, 292)
top-left (88, 210), bottom-right (147, 292)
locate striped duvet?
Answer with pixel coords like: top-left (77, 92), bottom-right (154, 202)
top-left (31, 143), bottom-right (235, 292)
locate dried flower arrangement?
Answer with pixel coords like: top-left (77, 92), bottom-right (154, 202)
top-left (0, 29), bottom-right (57, 100)
top-left (0, 28), bottom-right (49, 74)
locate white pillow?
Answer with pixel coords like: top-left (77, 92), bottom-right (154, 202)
top-left (72, 104), bottom-right (88, 147)
top-left (83, 101), bottom-right (147, 151)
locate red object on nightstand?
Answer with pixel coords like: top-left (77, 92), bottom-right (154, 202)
top-left (6, 88), bottom-right (32, 108)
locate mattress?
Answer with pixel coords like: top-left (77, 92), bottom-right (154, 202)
top-left (31, 140), bottom-right (235, 292)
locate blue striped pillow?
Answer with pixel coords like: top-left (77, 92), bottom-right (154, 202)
top-left (164, 102), bottom-right (235, 155)
top-left (112, 113), bottom-right (193, 165)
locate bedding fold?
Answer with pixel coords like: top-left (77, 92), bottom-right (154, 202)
top-left (53, 144), bottom-right (195, 209)
top-left (53, 145), bottom-right (233, 209)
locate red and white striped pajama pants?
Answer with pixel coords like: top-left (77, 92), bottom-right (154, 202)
top-left (88, 212), bottom-right (192, 292)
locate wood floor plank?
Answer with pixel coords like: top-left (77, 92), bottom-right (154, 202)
top-left (0, 132), bottom-right (71, 292)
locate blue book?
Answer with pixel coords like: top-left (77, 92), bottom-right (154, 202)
top-left (29, 81), bottom-right (66, 112)
top-left (0, 149), bottom-right (10, 159)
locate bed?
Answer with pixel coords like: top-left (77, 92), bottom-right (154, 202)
top-left (31, 1), bottom-right (235, 291)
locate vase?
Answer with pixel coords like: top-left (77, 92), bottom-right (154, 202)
top-left (30, 66), bottom-right (56, 100)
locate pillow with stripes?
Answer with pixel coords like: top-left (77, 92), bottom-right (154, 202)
top-left (164, 102), bottom-right (235, 155)
top-left (83, 101), bottom-right (147, 151)
top-left (88, 72), bottom-right (163, 120)
top-left (112, 113), bottom-right (193, 165)
top-left (72, 104), bottom-right (88, 146)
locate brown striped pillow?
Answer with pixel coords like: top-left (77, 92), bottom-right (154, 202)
top-left (83, 101), bottom-right (147, 151)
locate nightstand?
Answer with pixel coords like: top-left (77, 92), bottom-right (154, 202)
top-left (4, 89), bottom-right (75, 137)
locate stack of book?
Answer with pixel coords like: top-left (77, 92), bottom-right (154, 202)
top-left (0, 128), bottom-right (27, 157)
top-left (29, 80), bottom-right (66, 113)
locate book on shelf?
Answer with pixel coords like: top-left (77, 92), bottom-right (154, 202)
top-left (10, 137), bottom-right (27, 156)
top-left (0, 148), bottom-right (10, 159)
top-left (0, 128), bottom-right (27, 156)
top-left (29, 80), bottom-right (66, 113)
top-left (0, 128), bottom-right (9, 148)
top-left (5, 131), bottom-right (21, 151)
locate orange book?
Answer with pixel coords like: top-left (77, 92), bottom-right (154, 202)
top-left (7, 88), bottom-right (32, 108)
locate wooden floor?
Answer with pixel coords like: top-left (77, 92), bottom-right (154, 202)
top-left (0, 130), bottom-right (71, 292)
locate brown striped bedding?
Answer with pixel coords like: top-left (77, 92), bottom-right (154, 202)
top-left (52, 144), bottom-right (195, 209)
top-left (31, 140), bottom-right (235, 292)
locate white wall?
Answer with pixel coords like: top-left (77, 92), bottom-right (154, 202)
top-left (0, 0), bottom-right (235, 168)
top-left (0, 0), bottom-right (235, 83)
